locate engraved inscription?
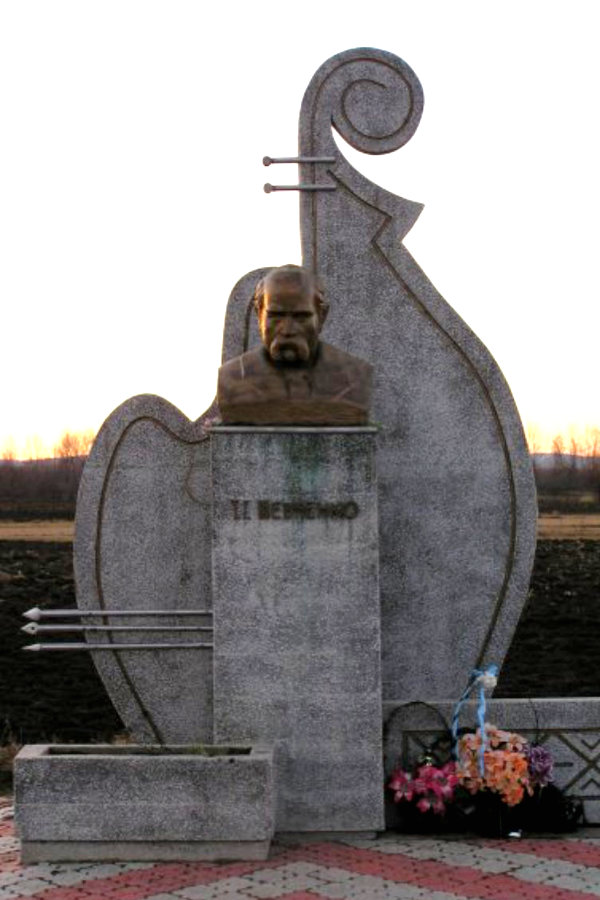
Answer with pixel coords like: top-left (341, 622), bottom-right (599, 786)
top-left (230, 500), bottom-right (252, 521)
top-left (229, 500), bottom-right (359, 521)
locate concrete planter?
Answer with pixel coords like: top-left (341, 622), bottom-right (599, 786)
top-left (15, 744), bottom-right (274, 862)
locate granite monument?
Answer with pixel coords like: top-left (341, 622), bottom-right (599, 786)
top-left (16, 46), bottom-right (600, 853)
top-left (72, 46), bottom-right (537, 781)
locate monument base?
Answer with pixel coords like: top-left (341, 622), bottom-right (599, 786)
top-left (20, 840), bottom-right (271, 865)
top-left (15, 744), bottom-right (274, 863)
top-left (384, 698), bottom-right (600, 824)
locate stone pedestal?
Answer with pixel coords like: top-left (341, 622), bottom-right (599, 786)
top-left (211, 427), bottom-right (384, 833)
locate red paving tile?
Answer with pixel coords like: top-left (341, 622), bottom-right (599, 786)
top-left (57, 856), bottom-right (298, 900)
top-left (34, 891), bottom-right (92, 900)
top-left (486, 837), bottom-right (600, 866)
top-left (292, 842), bottom-right (600, 900)
top-left (2, 814), bottom-right (600, 900)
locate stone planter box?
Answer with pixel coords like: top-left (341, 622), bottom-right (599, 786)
top-left (15, 744), bottom-right (274, 863)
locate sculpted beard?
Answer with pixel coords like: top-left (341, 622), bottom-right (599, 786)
top-left (268, 335), bottom-right (312, 363)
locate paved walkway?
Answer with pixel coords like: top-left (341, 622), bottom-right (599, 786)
top-left (3, 802), bottom-right (600, 899)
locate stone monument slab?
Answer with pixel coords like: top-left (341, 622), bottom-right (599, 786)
top-left (221, 47), bottom-right (537, 701)
top-left (74, 46), bottom-right (536, 746)
top-left (74, 395), bottom-right (218, 744)
top-left (211, 427), bottom-right (384, 833)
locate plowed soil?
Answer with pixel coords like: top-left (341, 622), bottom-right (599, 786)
top-left (0, 537), bottom-right (599, 743)
top-left (0, 542), bottom-right (121, 743)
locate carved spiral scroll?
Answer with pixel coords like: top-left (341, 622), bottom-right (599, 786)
top-left (300, 48), bottom-right (424, 156)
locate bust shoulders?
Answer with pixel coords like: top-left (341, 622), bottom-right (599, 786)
top-left (217, 342), bottom-right (372, 426)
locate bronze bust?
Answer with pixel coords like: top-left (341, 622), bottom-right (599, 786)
top-left (217, 265), bottom-right (372, 425)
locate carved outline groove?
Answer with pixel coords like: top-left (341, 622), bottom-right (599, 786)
top-left (305, 54), bottom-right (422, 272)
top-left (93, 413), bottom-right (213, 744)
top-left (299, 49), bottom-right (534, 677)
top-left (340, 77), bottom-right (414, 140)
top-left (320, 168), bottom-right (518, 666)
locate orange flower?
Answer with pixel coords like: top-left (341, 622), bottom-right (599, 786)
top-left (457, 724), bottom-right (531, 806)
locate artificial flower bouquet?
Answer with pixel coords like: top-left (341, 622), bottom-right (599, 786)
top-left (387, 722), bottom-right (569, 835)
top-left (456, 723), bottom-right (552, 806)
top-left (389, 756), bottom-right (459, 817)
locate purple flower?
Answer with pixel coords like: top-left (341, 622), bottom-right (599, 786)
top-left (526, 744), bottom-right (554, 787)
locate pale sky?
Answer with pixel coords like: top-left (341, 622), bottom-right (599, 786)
top-left (1, 0), bottom-right (598, 457)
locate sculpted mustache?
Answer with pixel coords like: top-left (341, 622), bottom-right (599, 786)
top-left (270, 336), bottom-right (311, 361)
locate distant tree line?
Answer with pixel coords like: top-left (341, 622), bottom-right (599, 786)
top-left (0, 431), bottom-right (94, 519)
top-left (527, 426), bottom-right (600, 512)
top-left (527, 425), bottom-right (600, 460)
top-left (1, 427), bottom-right (599, 519)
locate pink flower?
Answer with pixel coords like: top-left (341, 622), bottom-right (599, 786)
top-left (388, 760), bottom-right (459, 816)
top-left (389, 768), bottom-right (414, 803)
top-left (431, 798), bottom-right (445, 815)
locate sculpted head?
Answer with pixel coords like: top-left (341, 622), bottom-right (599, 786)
top-left (254, 265), bottom-right (329, 364)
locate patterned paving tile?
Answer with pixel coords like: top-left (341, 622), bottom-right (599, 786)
top-left (1, 807), bottom-right (600, 900)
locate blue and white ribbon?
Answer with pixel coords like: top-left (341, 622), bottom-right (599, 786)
top-left (451, 664), bottom-right (499, 775)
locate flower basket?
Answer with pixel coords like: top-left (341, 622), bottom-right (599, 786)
top-left (387, 756), bottom-right (462, 832)
top-left (385, 791), bottom-right (459, 834)
top-left (468, 790), bottom-right (522, 837)
top-left (386, 722), bottom-right (566, 837)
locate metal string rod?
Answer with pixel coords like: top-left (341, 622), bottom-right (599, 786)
top-left (23, 642), bottom-right (214, 652)
top-left (264, 183), bottom-right (336, 194)
top-left (263, 156), bottom-right (336, 166)
top-left (22, 623), bottom-right (213, 635)
top-left (23, 606), bottom-right (212, 621)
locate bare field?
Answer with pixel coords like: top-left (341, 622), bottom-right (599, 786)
top-left (1, 515), bottom-right (600, 543)
top-left (0, 535), bottom-right (599, 742)
top-left (537, 514), bottom-right (600, 540)
top-left (0, 519), bottom-right (74, 542)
